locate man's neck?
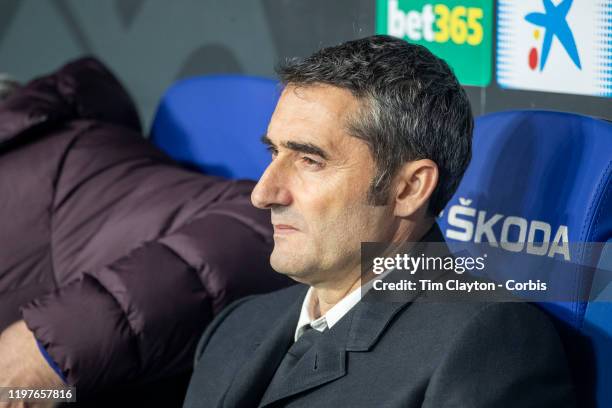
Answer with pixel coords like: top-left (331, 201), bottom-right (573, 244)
top-left (309, 219), bottom-right (436, 318)
top-left (310, 275), bottom-right (362, 317)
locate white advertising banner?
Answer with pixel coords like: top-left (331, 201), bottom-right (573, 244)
top-left (497, 0), bottom-right (612, 97)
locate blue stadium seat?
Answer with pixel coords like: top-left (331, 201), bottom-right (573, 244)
top-left (437, 110), bottom-right (612, 408)
top-left (150, 74), bottom-right (280, 180)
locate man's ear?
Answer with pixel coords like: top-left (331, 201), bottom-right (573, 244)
top-left (392, 159), bottom-right (438, 218)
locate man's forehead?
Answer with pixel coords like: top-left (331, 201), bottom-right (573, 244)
top-left (266, 84), bottom-right (361, 152)
top-left (278, 84), bottom-right (358, 115)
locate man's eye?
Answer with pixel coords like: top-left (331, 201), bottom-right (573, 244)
top-left (301, 156), bottom-right (323, 168)
top-left (266, 147), bottom-right (278, 158)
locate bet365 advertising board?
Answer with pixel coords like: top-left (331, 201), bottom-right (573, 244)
top-left (376, 0), bottom-right (493, 87)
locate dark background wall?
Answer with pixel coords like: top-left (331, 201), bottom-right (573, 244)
top-left (0, 0), bottom-right (609, 130)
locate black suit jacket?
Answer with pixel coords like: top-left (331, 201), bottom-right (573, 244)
top-left (183, 227), bottom-right (575, 408)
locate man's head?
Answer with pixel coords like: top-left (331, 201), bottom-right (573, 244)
top-left (251, 35), bottom-right (473, 287)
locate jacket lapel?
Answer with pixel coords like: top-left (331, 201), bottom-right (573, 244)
top-left (258, 314), bottom-right (350, 407)
top-left (221, 289), bottom-right (304, 408)
top-left (257, 294), bottom-right (418, 407)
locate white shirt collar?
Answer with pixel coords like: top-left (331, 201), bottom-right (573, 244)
top-left (294, 268), bottom-right (394, 341)
top-left (294, 286), bottom-right (362, 341)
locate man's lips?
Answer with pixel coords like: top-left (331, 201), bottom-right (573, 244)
top-left (273, 224), bottom-right (299, 234)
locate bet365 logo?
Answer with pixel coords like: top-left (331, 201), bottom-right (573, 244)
top-left (387, 1), bottom-right (484, 46)
top-left (376, 0), bottom-right (493, 86)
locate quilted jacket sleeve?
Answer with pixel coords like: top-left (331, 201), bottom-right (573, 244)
top-left (20, 199), bottom-right (289, 395)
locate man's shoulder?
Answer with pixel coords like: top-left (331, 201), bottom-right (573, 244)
top-left (390, 297), bottom-right (560, 350)
top-left (387, 269), bottom-right (557, 340)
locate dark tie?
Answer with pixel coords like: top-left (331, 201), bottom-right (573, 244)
top-left (262, 325), bottom-right (324, 401)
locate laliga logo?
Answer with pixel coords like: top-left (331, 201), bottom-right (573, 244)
top-left (524, 0), bottom-right (582, 71)
top-left (444, 198), bottom-right (571, 261)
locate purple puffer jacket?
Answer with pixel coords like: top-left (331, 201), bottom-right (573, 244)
top-left (0, 58), bottom-right (289, 395)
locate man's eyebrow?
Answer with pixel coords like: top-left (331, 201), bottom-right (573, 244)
top-left (260, 134), bottom-right (329, 160)
top-left (261, 134), bottom-right (275, 148)
top-left (283, 141), bottom-right (329, 160)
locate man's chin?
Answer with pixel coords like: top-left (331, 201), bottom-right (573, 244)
top-left (269, 252), bottom-right (313, 283)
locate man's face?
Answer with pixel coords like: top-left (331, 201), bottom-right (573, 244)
top-left (251, 84), bottom-right (396, 286)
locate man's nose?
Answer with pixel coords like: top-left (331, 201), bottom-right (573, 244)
top-left (251, 161), bottom-right (292, 209)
